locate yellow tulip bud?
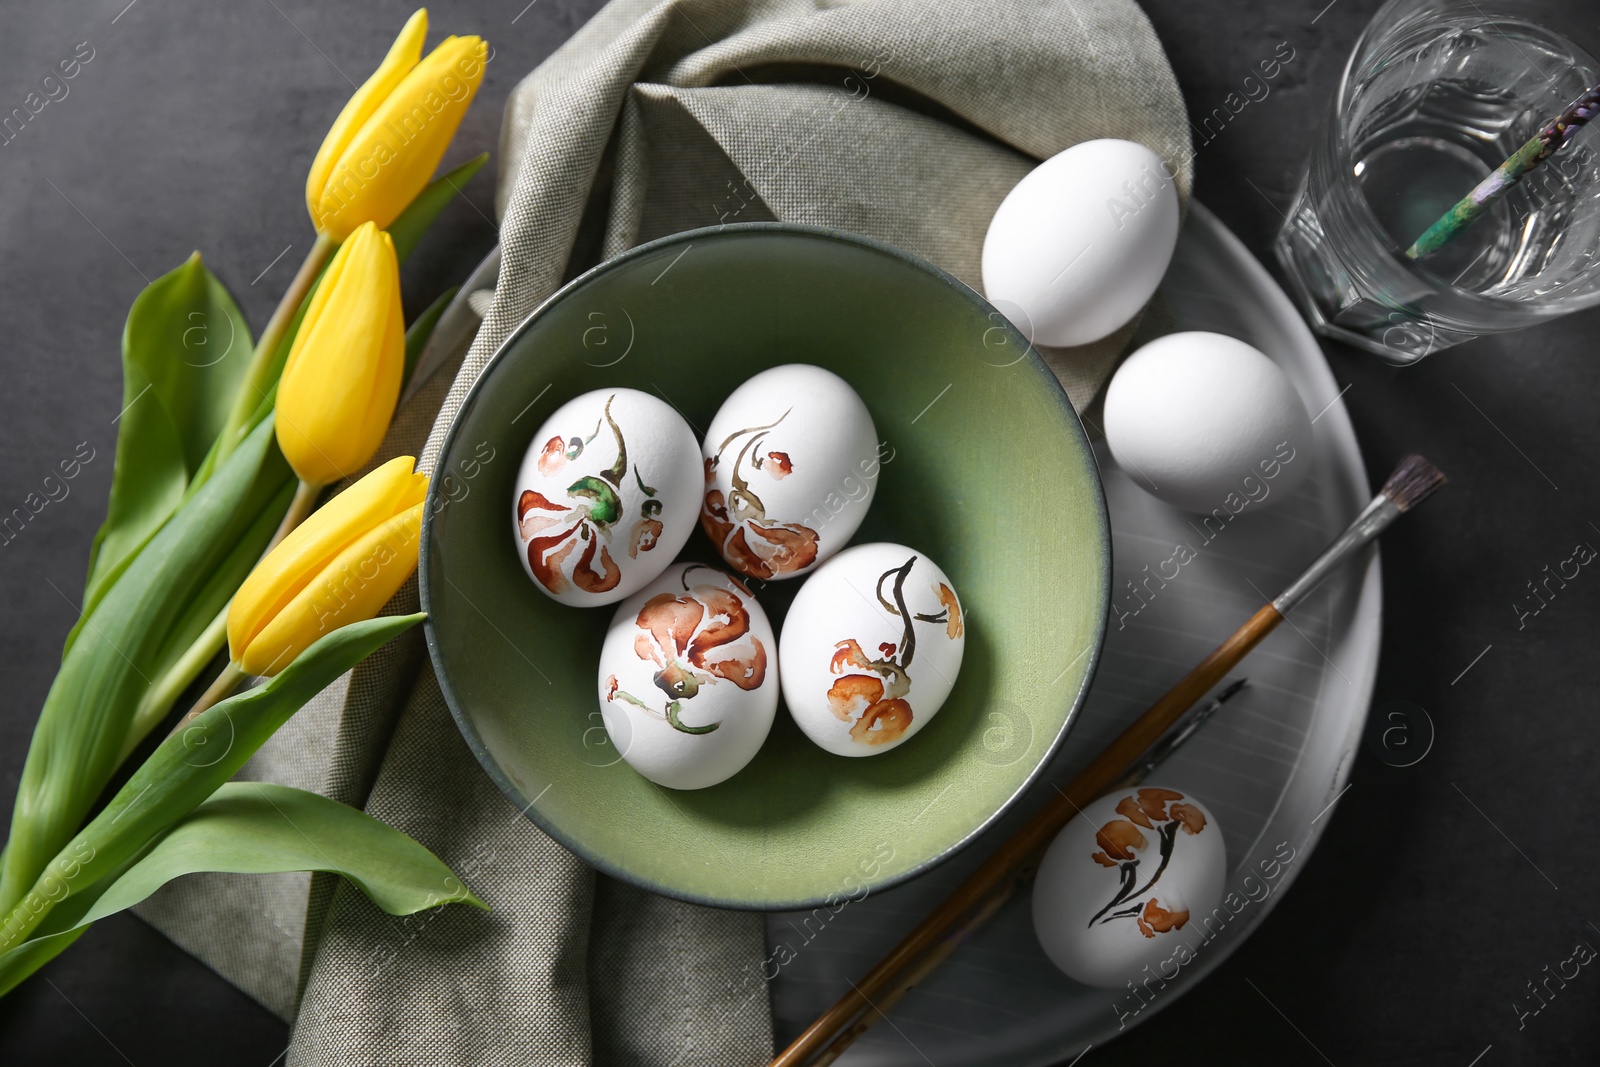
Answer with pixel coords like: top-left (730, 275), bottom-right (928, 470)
top-left (275, 221), bottom-right (405, 488)
top-left (228, 456), bottom-right (428, 676)
top-left (306, 9), bottom-right (488, 238)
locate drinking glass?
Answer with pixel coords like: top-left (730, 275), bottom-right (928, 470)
top-left (1275, 0), bottom-right (1600, 362)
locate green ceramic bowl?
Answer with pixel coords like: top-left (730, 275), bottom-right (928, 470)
top-left (421, 224), bottom-right (1109, 910)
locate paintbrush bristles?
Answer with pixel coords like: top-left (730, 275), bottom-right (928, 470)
top-left (1380, 454), bottom-right (1447, 511)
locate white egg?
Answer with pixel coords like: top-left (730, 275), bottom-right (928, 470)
top-left (780, 543), bottom-right (964, 757)
top-left (983, 138), bottom-right (1179, 347)
top-left (701, 364), bottom-right (880, 581)
top-left (597, 563), bottom-right (778, 790)
top-left (514, 387), bottom-right (701, 607)
top-left (1102, 332), bottom-right (1313, 513)
top-left (1033, 787), bottom-right (1225, 989)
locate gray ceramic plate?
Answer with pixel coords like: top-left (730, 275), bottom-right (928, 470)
top-left (420, 224), bottom-right (1110, 910)
top-left (767, 202), bottom-right (1382, 1063)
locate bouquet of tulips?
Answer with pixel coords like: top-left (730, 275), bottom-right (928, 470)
top-left (0, 10), bottom-right (491, 995)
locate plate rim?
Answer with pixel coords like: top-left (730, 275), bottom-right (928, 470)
top-left (418, 221), bottom-right (1113, 911)
top-left (1089, 199), bottom-right (1383, 1020)
top-left (777, 200), bottom-right (1386, 1064)
top-left (1026, 199), bottom-right (1386, 1058)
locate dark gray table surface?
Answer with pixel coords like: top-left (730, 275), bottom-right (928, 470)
top-left (1, 1), bottom-right (1596, 1064)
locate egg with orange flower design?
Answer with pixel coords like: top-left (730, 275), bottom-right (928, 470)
top-left (701, 364), bottom-right (881, 581)
top-left (1032, 786), bottom-right (1225, 988)
top-left (779, 542), bottom-right (965, 757)
top-left (598, 563), bottom-right (779, 789)
top-left (514, 388), bottom-right (701, 607)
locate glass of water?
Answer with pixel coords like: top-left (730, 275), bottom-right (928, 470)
top-left (1275, 0), bottom-right (1600, 362)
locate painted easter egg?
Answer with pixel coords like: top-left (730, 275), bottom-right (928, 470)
top-left (514, 387), bottom-right (701, 607)
top-left (779, 543), bottom-right (965, 756)
top-left (1032, 786), bottom-right (1226, 988)
top-left (701, 364), bottom-right (881, 581)
top-left (598, 563), bottom-right (778, 789)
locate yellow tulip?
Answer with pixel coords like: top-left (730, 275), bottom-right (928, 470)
top-left (228, 456), bottom-right (428, 676)
top-left (306, 9), bottom-right (488, 238)
top-left (275, 221), bottom-right (404, 488)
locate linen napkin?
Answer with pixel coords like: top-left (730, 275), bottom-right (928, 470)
top-left (134, 0), bottom-right (1191, 1062)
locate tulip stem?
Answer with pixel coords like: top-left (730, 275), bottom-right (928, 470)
top-left (138, 481), bottom-right (322, 753)
top-left (172, 662), bottom-right (248, 737)
top-left (215, 233), bottom-right (337, 464)
top-left (268, 479), bottom-right (325, 554)
top-left (120, 605), bottom-right (231, 764)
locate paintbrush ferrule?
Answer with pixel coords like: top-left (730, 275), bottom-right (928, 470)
top-left (1272, 493), bottom-right (1399, 615)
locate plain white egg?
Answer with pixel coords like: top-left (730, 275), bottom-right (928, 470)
top-left (701, 364), bottom-right (881, 581)
top-left (982, 138), bottom-right (1179, 347)
top-left (1102, 331), bottom-right (1313, 513)
top-left (514, 387), bottom-right (701, 607)
top-left (780, 543), bottom-right (965, 757)
top-left (597, 563), bottom-right (778, 790)
top-left (1033, 786), bottom-right (1225, 988)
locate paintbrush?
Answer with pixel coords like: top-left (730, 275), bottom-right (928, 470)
top-left (771, 455), bottom-right (1446, 1067)
top-left (1406, 81), bottom-right (1600, 260)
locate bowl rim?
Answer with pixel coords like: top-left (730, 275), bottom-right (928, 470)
top-left (419, 221), bottom-right (1112, 911)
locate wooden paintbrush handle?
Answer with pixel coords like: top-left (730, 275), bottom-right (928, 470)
top-left (811, 873), bottom-right (1023, 1067)
top-left (770, 601), bottom-right (1284, 1067)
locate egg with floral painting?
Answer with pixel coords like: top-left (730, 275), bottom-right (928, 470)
top-left (598, 563), bottom-right (779, 790)
top-left (1033, 787), bottom-right (1226, 988)
top-left (780, 542), bottom-right (965, 756)
top-left (701, 364), bottom-right (881, 581)
top-left (514, 388), bottom-right (701, 607)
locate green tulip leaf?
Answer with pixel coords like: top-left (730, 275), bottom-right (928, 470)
top-left (0, 927), bottom-right (93, 1000)
top-left (0, 612), bottom-right (427, 950)
top-left (82, 254), bottom-right (254, 613)
top-left (96, 782), bottom-right (484, 917)
top-left (0, 781), bottom-right (480, 997)
top-left (0, 418), bottom-right (289, 917)
top-left (118, 475), bottom-right (297, 761)
top-left (389, 152), bottom-right (489, 265)
top-left (403, 286), bottom-right (457, 388)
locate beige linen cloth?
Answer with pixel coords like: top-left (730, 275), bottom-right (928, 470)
top-left (135, 0), bottom-right (1190, 1062)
